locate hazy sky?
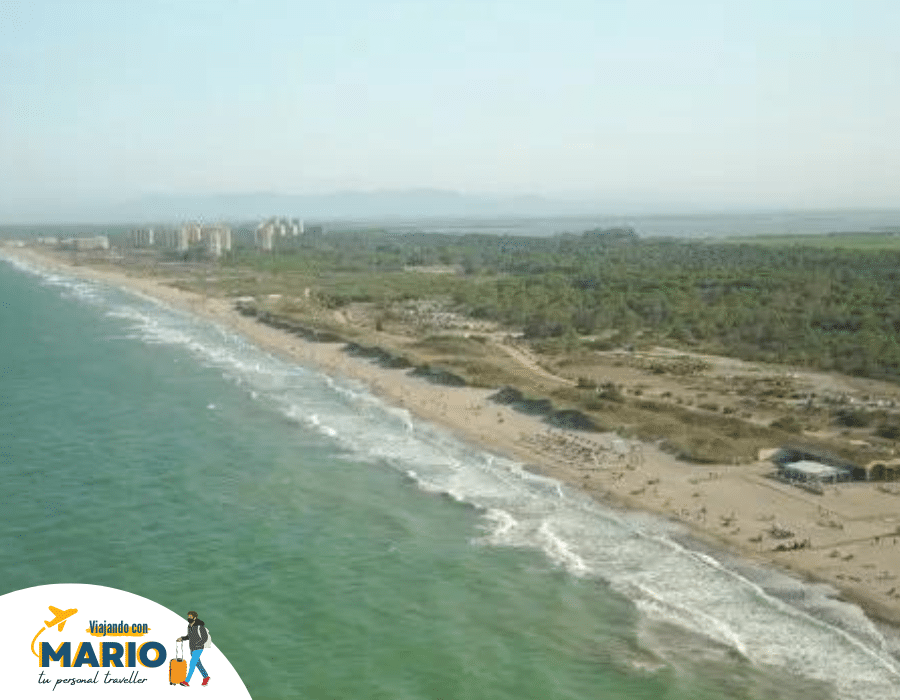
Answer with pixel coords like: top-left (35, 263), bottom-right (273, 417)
top-left (1, 0), bottom-right (898, 218)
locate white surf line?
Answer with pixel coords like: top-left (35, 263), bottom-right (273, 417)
top-left (649, 532), bottom-right (900, 678)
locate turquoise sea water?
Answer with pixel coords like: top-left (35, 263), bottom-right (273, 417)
top-left (2, 254), bottom-right (900, 700)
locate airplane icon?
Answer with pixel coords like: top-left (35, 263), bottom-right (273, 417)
top-left (31, 605), bottom-right (79, 658)
top-left (44, 606), bottom-right (78, 632)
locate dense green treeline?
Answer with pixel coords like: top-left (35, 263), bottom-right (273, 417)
top-left (226, 229), bottom-right (900, 382)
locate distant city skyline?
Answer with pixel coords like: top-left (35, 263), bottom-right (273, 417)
top-left (2, 0), bottom-right (899, 222)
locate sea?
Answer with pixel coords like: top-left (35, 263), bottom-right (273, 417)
top-left (3, 251), bottom-right (900, 700)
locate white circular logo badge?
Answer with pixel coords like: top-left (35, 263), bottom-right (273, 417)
top-left (0, 584), bottom-right (251, 698)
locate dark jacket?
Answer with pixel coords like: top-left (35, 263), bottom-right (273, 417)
top-left (180, 620), bottom-right (208, 652)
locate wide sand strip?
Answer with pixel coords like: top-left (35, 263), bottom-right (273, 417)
top-left (7, 245), bottom-right (900, 628)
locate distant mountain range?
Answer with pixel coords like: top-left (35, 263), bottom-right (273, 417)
top-left (3, 192), bottom-right (898, 238)
top-left (105, 189), bottom-right (600, 223)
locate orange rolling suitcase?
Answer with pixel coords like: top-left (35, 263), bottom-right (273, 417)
top-left (169, 640), bottom-right (187, 685)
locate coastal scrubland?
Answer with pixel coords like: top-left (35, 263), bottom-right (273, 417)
top-left (211, 227), bottom-right (900, 377)
top-left (92, 226), bottom-right (900, 469)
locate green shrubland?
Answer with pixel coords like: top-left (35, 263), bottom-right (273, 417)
top-left (218, 228), bottom-right (900, 384)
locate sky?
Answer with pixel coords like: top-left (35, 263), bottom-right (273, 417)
top-left (1, 0), bottom-right (899, 221)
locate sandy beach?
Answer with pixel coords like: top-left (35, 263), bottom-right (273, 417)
top-left (7, 244), bottom-right (900, 629)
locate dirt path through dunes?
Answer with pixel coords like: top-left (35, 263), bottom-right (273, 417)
top-left (493, 339), bottom-right (576, 386)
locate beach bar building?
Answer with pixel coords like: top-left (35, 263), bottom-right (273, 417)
top-left (771, 446), bottom-right (857, 484)
top-left (777, 460), bottom-right (850, 484)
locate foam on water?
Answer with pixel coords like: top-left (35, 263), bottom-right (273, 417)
top-left (5, 253), bottom-right (900, 699)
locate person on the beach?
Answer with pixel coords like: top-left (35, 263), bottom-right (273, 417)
top-left (176, 610), bottom-right (211, 686)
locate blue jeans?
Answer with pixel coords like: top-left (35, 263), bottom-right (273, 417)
top-left (185, 649), bottom-right (207, 682)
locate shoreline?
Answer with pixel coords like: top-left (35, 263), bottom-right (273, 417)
top-left (6, 246), bottom-right (900, 633)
